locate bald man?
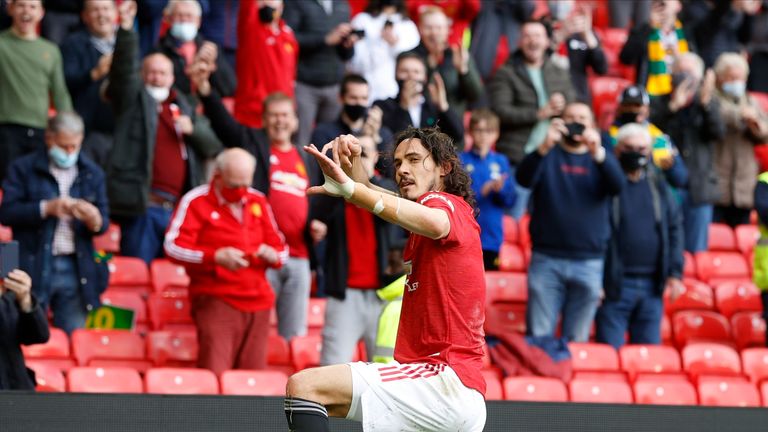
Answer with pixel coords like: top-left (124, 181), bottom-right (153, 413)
top-left (105, 0), bottom-right (222, 264)
top-left (165, 148), bottom-right (287, 374)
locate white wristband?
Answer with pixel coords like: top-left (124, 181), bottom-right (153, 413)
top-left (322, 173), bottom-right (355, 199)
top-left (372, 197), bottom-right (385, 215)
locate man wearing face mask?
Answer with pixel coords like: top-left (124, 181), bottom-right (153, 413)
top-left (106, 0), bottom-right (222, 264)
top-left (234, 0), bottom-right (298, 128)
top-left (0, 112), bottom-right (110, 336)
top-left (596, 123), bottom-right (685, 350)
top-left (312, 74), bottom-right (395, 178)
top-left (156, 0), bottom-right (236, 99)
top-left (712, 52), bottom-right (768, 227)
top-left (165, 148), bottom-right (287, 375)
top-left (516, 102), bottom-right (624, 342)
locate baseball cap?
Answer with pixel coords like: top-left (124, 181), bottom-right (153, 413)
top-left (618, 85), bottom-right (650, 106)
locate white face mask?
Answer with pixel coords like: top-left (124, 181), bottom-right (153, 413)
top-left (170, 22), bottom-right (198, 42)
top-left (721, 81), bottom-right (746, 99)
top-left (145, 85), bottom-right (170, 102)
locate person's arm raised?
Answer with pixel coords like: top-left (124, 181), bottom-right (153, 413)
top-left (329, 134), bottom-right (401, 197)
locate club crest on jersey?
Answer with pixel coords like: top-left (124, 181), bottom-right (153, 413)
top-left (251, 203), bottom-right (262, 217)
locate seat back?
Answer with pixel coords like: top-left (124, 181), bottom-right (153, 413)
top-left (146, 330), bottom-right (198, 366)
top-left (741, 347), bottom-right (768, 383)
top-left (681, 343), bottom-right (741, 378)
top-left (22, 327), bottom-right (70, 359)
top-left (714, 281), bottom-right (762, 318)
top-left (68, 366), bottom-right (143, 393)
top-left (220, 370), bottom-right (289, 396)
top-left (569, 343), bottom-right (620, 372)
top-left (672, 310), bottom-right (731, 347)
top-left (150, 259), bottom-right (190, 292)
top-left (71, 329), bottom-right (145, 366)
top-left (730, 312), bottom-right (766, 350)
top-left (145, 368), bottom-right (219, 394)
top-left (146, 293), bottom-right (193, 330)
top-left (633, 379), bottom-right (697, 405)
top-left (569, 378), bottom-right (633, 403)
top-left (619, 345), bottom-right (681, 379)
top-left (503, 376), bottom-right (568, 402)
top-left (698, 376), bottom-right (760, 407)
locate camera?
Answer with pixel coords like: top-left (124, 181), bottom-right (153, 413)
top-left (350, 29), bottom-right (365, 38)
top-left (565, 122), bottom-right (585, 139)
top-left (0, 240), bottom-right (19, 279)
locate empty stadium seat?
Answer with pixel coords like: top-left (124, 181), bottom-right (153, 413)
top-left (482, 369), bottom-right (503, 401)
top-left (569, 343), bottom-right (620, 372)
top-left (502, 215), bottom-right (518, 244)
top-left (146, 293), bottom-right (193, 330)
top-left (589, 76), bottom-right (632, 123)
top-left (735, 224), bottom-right (760, 255)
top-left (741, 348), bottom-right (768, 384)
top-left (750, 91), bottom-right (768, 113)
top-left (71, 329), bottom-right (145, 366)
top-left (68, 366), bottom-right (143, 393)
top-left (484, 302), bottom-right (526, 335)
top-left (683, 251), bottom-right (697, 278)
top-left (150, 259), bottom-right (190, 292)
top-left (518, 214), bottom-right (530, 250)
top-left (664, 279), bottom-right (714, 316)
top-left (633, 378), bottom-right (697, 405)
top-left (569, 378), bottom-right (633, 404)
top-left (92, 223), bottom-right (121, 254)
top-left (146, 330), bottom-right (198, 367)
top-left (267, 333), bottom-right (292, 367)
top-left (22, 327), bottom-right (69, 359)
top-left (290, 334), bottom-right (323, 371)
top-left (714, 281), bottom-right (762, 318)
top-left (307, 298), bottom-right (326, 329)
top-left (145, 368), bottom-right (219, 394)
top-left (108, 256), bottom-right (151, 287)
top-left (672, 310), bottom-right (732, 347)
top-left (619, 345), bottom-right (681, 380)
top-left (485, 271), bottom-right (527, 304)
top-left (25, 361), bottom-right (66, 392)
top-left (594, 27), bottom-right (634, 80)
top-left (220, 370), bottom-right (289, 396)
top-left (762, 382), bottom-right (768, 407)
top-left (681, 343), bottom-right (741, 379)
top-left (101, 289), bottom-right (148, 326)
top-left (698, 376), bottom-right (760, 407)
top-left (708, 223), bottom-right (737, 251)
top-left (503, 376), bottom-right (568, 402)
top-left (730, 312), bottom-right (766, 349)
top-left (694, 252), bottom-right (750, 285)
top-left (498, 243), bottom-right (526, 272)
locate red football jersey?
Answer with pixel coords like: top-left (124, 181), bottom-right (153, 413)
top-left (267, 146), bottom-right (309, 258)
top-left (394, 191), bottom-right (487, 396)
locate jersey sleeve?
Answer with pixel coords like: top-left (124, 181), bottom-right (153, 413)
top-left (418, 193), bottom-right (462, 245)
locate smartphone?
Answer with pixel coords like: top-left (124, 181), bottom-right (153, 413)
top-left (351, 29), bottom-right (365, 38)
top-left (0, 240), bottom-right (19, 279)
top-left (384, 20), bottom-right (393, 28)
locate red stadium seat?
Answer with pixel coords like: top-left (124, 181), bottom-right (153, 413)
top-left (708, 223), bottom-right (737, 251)
top-left (694, 252), bottom-right (750, 284)
top-left (750, 91), bottom-right (768, 113)
top-left (569, 378), bottom-right (633, 403)
top-left (101, 289), bottom-right (147, 325)
top-left (22, 327), bottom-right (69, 359)
top-left (150, 259), bottom-right (190, 292)
top-left (730, 311), bottom-right (766, 350)
top-left (145, 368), bottom-right (219, 395)
top-left (25, 361), bottom-right (66, 392)
top-left (619, 345), bottom-right (681, 381)
top-left (762, 382), bottom-right (768, 407)
top-left (0, 224), bottom-right (11, 242)
top-left (664, 279), bottom-right (714, 316)
top-left (498, 243), bottom-right (526, 272)
top-left (698, 376), bottom-right (760, 407)
top-left (633, 378), bottom-right (698, 405)
top-left (307, 298), bottom-right (326, 329)
top-left (714, 281), bottom-right (762, 318)
top-left (71, 329), bottom-right (145, 366)
top-left (572, 371), bottom-right (628, 383)
top-left (683, 251), bottom-right (697, 278)
top-left (595, 28), bottom-right (634, 80)
top-left (672, 310), bottom-right (732, 347)
top-left (267, 333), bottom-right (292, 367)
top-left (146, 330), bottom-right (198, 367)
top-left (146, 293), bottom-right (193, 330)
top-left (735, 224), bottom-right (760, 255)
top-left (569, 343), bottom-right (619, 372)
top-left (661, 314), bottom-right (672, 345)
top-left (92, 223), bottom-right (121, 254)
top-left (503, 376), bottom-right (568, 402)
top-left (67, 366), bottom-right (143, 393)
top-left (220, 370), bottom-right (289, 396)
top-left (290, 334), bottom-right (323, 371)
top-left (681, 343), bottom-right (742, 379)
top-left (502, 215), bottom-right (518, 244)
top-left (518, 214), bottom-right (531, 250)
top-left (482, 369), bottom-right (503, 401)
top-left (485, 271), bottom-right (527, 304)
top-left (589, 76), bottom-right (632, 123)
top-left (484, 302), bottom-right (526, 335)
top-left (741, 347), bottom-right (768, 384)
top-left (108, 256), bottom-right (150, 287)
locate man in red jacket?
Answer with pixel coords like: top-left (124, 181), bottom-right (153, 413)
top-left (164, 148), bottom-right (286, 375)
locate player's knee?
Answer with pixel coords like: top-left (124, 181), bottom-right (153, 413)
top-left (285, 370), bottom-right (318, 400)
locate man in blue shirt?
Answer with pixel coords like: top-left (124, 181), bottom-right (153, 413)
top-left (516, 102), bottom-right (624, 342)
top-left (460, 109), bottom-right (516, 270)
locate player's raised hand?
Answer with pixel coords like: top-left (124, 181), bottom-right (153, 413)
top-left (304, 143), bottom-right (355, 199)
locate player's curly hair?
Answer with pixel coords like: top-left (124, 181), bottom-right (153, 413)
top-left (393, 127), bottom-right (477, 215)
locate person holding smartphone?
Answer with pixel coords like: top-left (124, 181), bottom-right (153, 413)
top-left (0, 267), bottom-right (50, 390)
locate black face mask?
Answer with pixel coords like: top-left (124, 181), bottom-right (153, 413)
top-left (616, 112), bottom-right (640, 126)
top-left (258, 5), bottom-right (276, 24)
top-left (343, 104), bottom-right (368, 121)
top-left (619, 151), bottom-right (649, 172)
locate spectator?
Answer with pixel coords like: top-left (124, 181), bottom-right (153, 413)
top-left (106, 1), bottom-right (222, 264)
top-left (0, 0), bottom-right (72, 182)
top-left (712, 52), bottom-right (768, 227)
top-left (373, 52), bottom-right (464, 150)
top-left (683, 0), bottom-right (760, 68)
top-left (0, 268), bottom-right (50, 391)
top-left (346, 0), bottom-right (420, 104)
top-left (283, 0), bottom-right (356, 147)
top-left (156, 0), bottom-right (236, 100)
top-left (608, 0), bottom-right (651, 29)
top-left (489, 20), bottom-right (574, 218)
top-left (753, 171), bottom-right (768, 345)
top-left (516, 102), bottom-right (624, 342)
top-left (406, 6), bottom-right (483, 127)
top-left (650, 52), bottom-right (725, 252)
top-left (0, 112), bottom-right (109, 335)
top-left (596, 123), bottom-right (685, 349)
top-left (40, 0), bottom-right (81, 45)
top-left (470, 1), bottom-right (535, 84)
top-left (743, 0), bottom-right (768, 93)
top-left (407, 0), bottom-right (480, 47)
top-left (199, 0), bottom-right (238, 68)
top-left (620, 0), bottom-right (695, 97)
top-left (312, 74), bottom-right (395, 178)
top-left (0, 0), bottom-right (10, 30)
top-left (311, 134), bottom-right (404, 366)
top-left (60, 0), bottom-right (117, 169)
top-left (460, 109), bottom-right (517, 271)
top-left (136, 0), bottom-right (172, 57)
top-left (192, 64), bottom-right (326, 341)
top-left (233, 0), bottom-right (297, 129)
top-left (164, 148), bottom-right (286, 375)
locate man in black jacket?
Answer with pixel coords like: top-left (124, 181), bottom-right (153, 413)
top-left (0, 268), bottom-right (49, 390)
top-left (596, 123), bottom-right (685, 349)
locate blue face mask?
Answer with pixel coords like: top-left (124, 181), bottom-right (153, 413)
top-left (170, 22), bottom-right (198, 42)
top-left (49, 145), bottom-right (79, 169)
top-left (721, 81), bottom-right (746, 99)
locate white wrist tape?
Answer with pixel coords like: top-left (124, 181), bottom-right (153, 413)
top-left (372, 197), bottom-right (385, 215)
top-left (322, 173), bottom-right (355, 199)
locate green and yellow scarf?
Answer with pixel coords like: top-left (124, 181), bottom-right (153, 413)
top-left (646, 20), bottom-right (689, 97)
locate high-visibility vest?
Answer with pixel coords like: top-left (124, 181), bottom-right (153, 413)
top-left (754, 172), bottom-right (768, 292)
top-left (372, 275), bottom-right (406, 363)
